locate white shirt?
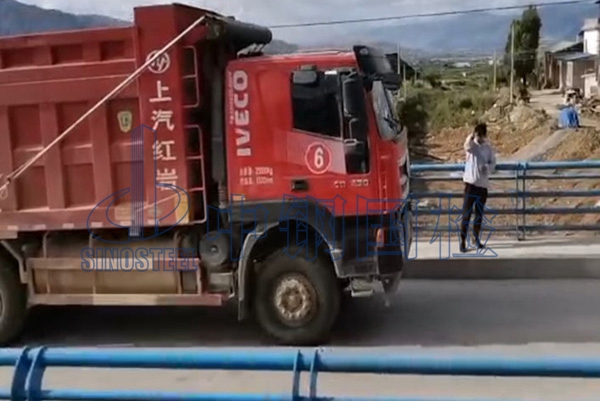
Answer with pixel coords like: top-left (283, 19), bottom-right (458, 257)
top-left (463, 135), bottom-right (496, 189)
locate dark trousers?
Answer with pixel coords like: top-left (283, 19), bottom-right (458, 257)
top-left (460, 183), bottom-right (488, 247)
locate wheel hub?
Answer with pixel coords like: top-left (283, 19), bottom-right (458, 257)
top-left (274, 275), bottom-right (315, 324)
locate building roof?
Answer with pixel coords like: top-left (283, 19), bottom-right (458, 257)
top-left (543, 41), bottom-right (584, 54)
top-left (582, 18), bottom-right (600, 32)
top-left (548, 41), bottom-right (579, 52)
top-left (556, 52), bottom-right (597, 61)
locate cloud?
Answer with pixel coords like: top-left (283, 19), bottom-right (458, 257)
top-left (17, 0), bottom-right (560, 42)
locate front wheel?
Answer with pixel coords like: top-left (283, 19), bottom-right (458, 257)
top-left (254, 247), bottom-right (340, 346)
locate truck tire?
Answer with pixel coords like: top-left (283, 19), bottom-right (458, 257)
top-left (0, 267), bottom-right (26, 345)
top-left (254, 247), bottom-right (340, 346)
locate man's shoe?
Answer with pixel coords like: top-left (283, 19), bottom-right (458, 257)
top-left (459, 243), bottom-right (468, 253)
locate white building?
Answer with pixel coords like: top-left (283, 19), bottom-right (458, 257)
top-left (581, 18), bottom-right (600, 55)
top-left (578, 17), bottom-right (600, 97)
top-left (452, 62), bottom-right (471, 68)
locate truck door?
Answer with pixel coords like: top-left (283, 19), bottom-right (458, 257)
top-left (285, 69), bottom-right (377, 208)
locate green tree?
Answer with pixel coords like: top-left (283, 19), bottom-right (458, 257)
top-left (504, 6), bottom-right (542, 87)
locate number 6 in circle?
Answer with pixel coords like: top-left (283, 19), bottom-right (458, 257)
top-left (305, 142), bottom-right (332, 175)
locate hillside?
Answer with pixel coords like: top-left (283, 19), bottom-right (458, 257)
top-left (0, 0), bottom-right (595, 56)
top-left (0, 0), bottom-right (127, 36)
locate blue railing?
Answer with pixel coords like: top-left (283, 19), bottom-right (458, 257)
top-left (3, 347), bottom-right (600, 401)
top-left (410, 160), bottom-right (600, 239)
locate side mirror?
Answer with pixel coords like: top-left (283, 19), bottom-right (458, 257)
top-left (382, 73), bottom-right (401, 91)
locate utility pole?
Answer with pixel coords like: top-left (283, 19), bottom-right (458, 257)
top-left (535, 51), bottom-right (540, 90)
top-left (402, 54), bottom-right (407, 99)
top-left (397, 45), bottom-right (402, 98)
top-left (397, 45), bottom-right (407, 99)
top-left (510, 22), bottom-right (515, 103)
top-left (493, 50), bottom-right (497, 91)
top-left (397, 45), bottom-right (401, 75)
top-left (543, 51), bottom-right (547, 88)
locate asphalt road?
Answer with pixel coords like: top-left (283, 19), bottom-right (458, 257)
top-left (7, 280), bottom-right (600, 400)
top-left (18, 279), bottom-right (600, 347)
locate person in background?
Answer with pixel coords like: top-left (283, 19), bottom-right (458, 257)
top-left (460, 123), bottom-right (496, 253)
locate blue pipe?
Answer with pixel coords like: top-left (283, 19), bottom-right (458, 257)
top-left (412, 174), bottom-right (600, 181)
top-left (4, 348), bottom-right (600, 378)
top-left (24, 393), bottom-right (581, 401)
top-left (412, 190), bottom-right (600, 198)
top-left (37, 390), bottom-right (295, 401)
top-left (411, 160), bottom-right (600, 173)
top-left (5, 348), bottom-right (600, 401)
top-left (417, 207), bottom-right (600, 215)
top-left (415, 224), bottom-right (600, 232)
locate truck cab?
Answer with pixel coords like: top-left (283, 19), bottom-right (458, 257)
top-left (202, 38), bottom-right (414, 345)
top-left (0, 3), bottom-right (412, 346)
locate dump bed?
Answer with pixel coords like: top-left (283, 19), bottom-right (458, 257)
top-left (0, 4), bottom-right (211, 234)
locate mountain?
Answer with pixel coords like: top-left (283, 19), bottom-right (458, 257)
top-left (263, 39), bottom-right (299, 55)
top-left (305, 2), bottom-right (597, 55)
top-left (0, 0), bottom-right (297, 55)
top-left (0, 0), bottom-right (595, 57)
top-left (0, 0), bottom-right (127, 36)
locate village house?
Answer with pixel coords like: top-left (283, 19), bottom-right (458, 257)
top-left (541, 13), bottom-right (600, 97)
top-left (540, 40), bottom-right (583, 89)
top-left (579, 17), bottom-right (600, 97)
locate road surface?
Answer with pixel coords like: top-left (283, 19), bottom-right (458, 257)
top-left (4, 280), bottom-right (600, 400)
top-left (16, 279), bottom-right (600, 347)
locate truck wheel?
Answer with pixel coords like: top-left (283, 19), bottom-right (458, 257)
top-left (0, 267), bottom-right (26, 344)
top-left (254, 247), bottom-right (340, 346)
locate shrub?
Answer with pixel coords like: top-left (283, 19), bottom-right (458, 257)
top-left (398, 86), bottom-right (496, 134)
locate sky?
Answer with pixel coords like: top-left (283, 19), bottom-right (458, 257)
top-left (19, 0), bottom-right (576, 23)
top-left (17, 0), bottom-right (578, 42)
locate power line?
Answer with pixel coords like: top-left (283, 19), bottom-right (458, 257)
top-left (269, 0), bottom-right (594, 29)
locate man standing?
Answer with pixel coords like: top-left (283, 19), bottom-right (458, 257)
top-left (460, 123), bottom-right (496, 253)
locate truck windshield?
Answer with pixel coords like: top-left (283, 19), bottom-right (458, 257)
top-left (371, 80), bottom-right (400, 141)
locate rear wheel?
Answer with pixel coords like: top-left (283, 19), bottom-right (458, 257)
top-left (0, 266), bottom-right (26, 345)
top-left (254, 247), bottom-right (340, 346)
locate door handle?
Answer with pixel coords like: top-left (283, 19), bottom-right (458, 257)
top-left (291, 179), bottom-right (309, 192)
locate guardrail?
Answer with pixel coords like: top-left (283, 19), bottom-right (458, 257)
top-left (2, 347), bottom-right (600, 401)
top-left (410, 160), bottom-right (600, 240)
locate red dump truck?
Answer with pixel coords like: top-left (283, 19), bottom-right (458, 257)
top-left (0, 3), bottom-right (412, 345)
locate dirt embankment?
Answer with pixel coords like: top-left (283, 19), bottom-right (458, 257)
top-left (422, 89), bottom-right (563, 163)
top-left (414, 89), bottom-right (600, 236)
top-left (421, 88), bottom-right (600, 163)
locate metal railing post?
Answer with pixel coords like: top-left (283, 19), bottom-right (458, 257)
top-left (514, 166), bottom-right (523, 240)
top-left (521, 166), bottom-right (528, 241)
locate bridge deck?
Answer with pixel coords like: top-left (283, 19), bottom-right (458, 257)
top-left (413, 235), bottom-right (600, 260)
top-left (405, 235), bottom-right (600, 279)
